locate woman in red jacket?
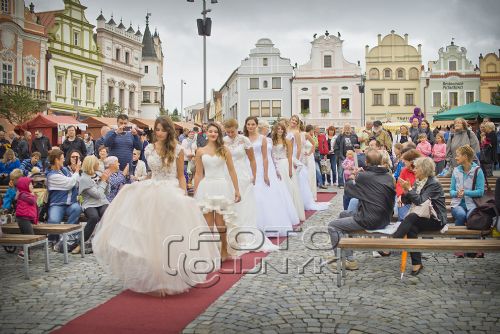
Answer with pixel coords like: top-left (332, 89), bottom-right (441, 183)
top-left (396, 149), bottom-right (422, 221)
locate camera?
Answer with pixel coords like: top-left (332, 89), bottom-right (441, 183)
top-left (123, 126), bottom-right (132, 132)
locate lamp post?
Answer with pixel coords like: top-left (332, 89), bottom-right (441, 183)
top-left (358, 73), bottom-right (366, 127)
top-left (181, 79), bottom-right (187, 120)
top-left (187, 0), bottom-right (218, 122)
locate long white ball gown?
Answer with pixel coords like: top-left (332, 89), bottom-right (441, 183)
top-left (223, 135), bottom-right (279, 253)
top-left (93, 144), bottom-right (220, 295)
top-left (250, 135), bottom-right (296, 237)
top-left (287, 132), bottom-right (330, 211)
top-left (302, 135), bottom-right (318, 200)
top-left (271, 142), bottom-right (305, 221)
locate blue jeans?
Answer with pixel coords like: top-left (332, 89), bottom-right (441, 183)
top-left (315, 160), bottom-right (323, 187)
top-left (328, 154), bottom-right (337, 184)
top-left (336, 157), bottom-right (345, 186)
top-left (398, 204), bottom-right (411, 222)
top-left (347, 198), bottom-right (359, 213)
top-left (451, 205), bottom-right (473, 226)
top-left (48, 203), bottom-right (82, 242)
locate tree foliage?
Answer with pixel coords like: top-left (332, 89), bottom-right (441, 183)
top-left (97, 102), bottom-right (123, 118)
top-left (0, 87), bottom-right (44, 124)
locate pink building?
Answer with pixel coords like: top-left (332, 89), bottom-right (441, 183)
top-left (292, 32), bottom-right (362, 130)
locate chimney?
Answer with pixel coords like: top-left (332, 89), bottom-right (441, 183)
top-left (404, 33), bottom-right (408, 43)
top-left (377, 34), bottom-right (382, 44)
top-left (365, 45), bottom-right (370, 56)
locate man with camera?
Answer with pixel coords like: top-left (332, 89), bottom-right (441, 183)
top-left (104, 114), bottom-right (143, 170)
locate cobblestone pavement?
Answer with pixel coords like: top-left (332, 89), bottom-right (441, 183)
top-left (1, 187), bottom-right (499, 334)
top-left (184, 188), bottom-right (500, 334)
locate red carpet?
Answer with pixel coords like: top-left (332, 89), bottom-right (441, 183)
top-left (53, 192), bottom-right (336, 334)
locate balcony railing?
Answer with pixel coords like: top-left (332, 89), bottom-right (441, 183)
top-left (0, 83), bottom-right (51, 102)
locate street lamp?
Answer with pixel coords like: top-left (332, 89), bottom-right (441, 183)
top-left (187, 0), bottom-right (219, 122)
top-left (181, 79), bottom-right (187, 120)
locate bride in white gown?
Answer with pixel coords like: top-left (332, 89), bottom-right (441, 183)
top-left (223, 119), bottom-right (279, 252)
top-left (287, 115), bottom-right (330, 211)
top-left (303, 125), bottom-right (318, 200)
top-left (194, 122), bottom-right (241, 261)
top-left (93, 116), bottom-right (220, 296)
top-left (245, 116), bottom-right (295, 237)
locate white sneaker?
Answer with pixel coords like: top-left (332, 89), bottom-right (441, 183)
top-left (372, 251), bottom-right (382, 258)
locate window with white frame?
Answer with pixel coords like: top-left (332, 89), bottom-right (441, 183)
top-left (405, 93), bottom-right (414, 106)
top-left (154, 91), bottom-right (158, 102)
top-left (125, 52), bottom-right (130, 64)
top-left (397, 68), bottom-right (405, 79)
top-left (432, 92), bottom-right (441, 107)
top-left (72, 77), bottom-right (81, 100)
top-left (449, 92), bottom-right (458, 107)
top-left (108, 86), bottom-right (114, 103)
top-left (449, 60), bottom-right (457, 71)
top-left (263, 58), bottom-right (268, 66)
top-left (25, 67), bottom-right (36, 88)
top-left (263, 80), bottom-right (268, 88)
top-left (144, 65), bottom-right (148, 73)
top-left (300, 99), bottom-right (310, 113)
top-left (249, 78), bottom-right (259, 90)
top-left (389, 93), bottom-right (398, 106)
top-left (261, 100), bottom-right (270, 117)
top-left (250, 100), bottom-right (260, 116)
top-left (272, 100), bottom-right (281, 117)
top-left (129, 92), bottom-right (134, 109)
top-left (384, 68), bottom-right (392, 79)
top-left (320, 98), bottom-right (329, 113)
top-left (86, 80), bottom-right (95, 102)
top-left (466, 91), bottom-right (475, 104)
top-left (119, 89), bottom-right (124, 108)
top-left (143, 91), bottom-right (150, 102)
top-left (2, 63), bottom-right (13, 84)
top-left (373, 93), bottom-right (383, 106)
top-left (324, 55), bottom-right (332, 68)
top-left (56, 74), bottom-right (65, 96)
top-left (1, 0), bottom-right (9, 14)
top-left (73, 31), bottom-right (80, 46)
top-left (272, 77), bottom-right (281, 89)
top-left (341, 98), bottom-right (350, 111)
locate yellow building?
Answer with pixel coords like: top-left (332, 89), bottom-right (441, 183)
top-left (479, 51), bottom-right (500, 103)
top-left (365, 31), bottom-right (422, 122)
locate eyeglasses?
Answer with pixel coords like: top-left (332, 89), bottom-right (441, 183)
top-left (71, 156), bottom-right (79, 159)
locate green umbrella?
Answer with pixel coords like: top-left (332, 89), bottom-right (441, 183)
top-left (433, 101), bottom-right (500, 120)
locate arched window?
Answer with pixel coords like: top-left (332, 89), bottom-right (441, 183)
top-left (369, 68), bottom-right (379, 80)
top-left (396, 68), bottom-right (405, 79)
top-left (409, 67), bottom-right (419, 80)
top-left (383, 68), bottom-right (392, 79)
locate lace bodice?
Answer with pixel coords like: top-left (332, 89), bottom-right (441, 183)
top-left (144, 144), bottom-right (181, 181)
top-left (224, 135), bottom-right (252, 163)
top-left (272, 143), bottom-right (287, 161)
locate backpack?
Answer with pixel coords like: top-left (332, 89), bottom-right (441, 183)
top-left (465, 168), bottom-right (498, 231)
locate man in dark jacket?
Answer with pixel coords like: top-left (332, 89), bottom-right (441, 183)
top-left (31, 130), bottom-right (51, 170)
top-left (61, 125), bottom-right (86, 157)
top-left (104, 114), bottom-right (142, 170)
top-left (333, 123), bottom-right (359, 188)
top-left (328, 148), bottom-right (396, 270)
top-left (196, 124), bottom-right (207, 148)
top-left (17, 131), bottom-right (32, 160)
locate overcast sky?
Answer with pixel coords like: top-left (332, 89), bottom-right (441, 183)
top-left (33, 0), bottom-right (500, 113)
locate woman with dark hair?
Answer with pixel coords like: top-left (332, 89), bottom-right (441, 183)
top-left (326, 125), bottom-right (337, 185)
top-left (419, 119), bottom-right (434, 145)
top-left (93, 116), bottom-right (220, 297)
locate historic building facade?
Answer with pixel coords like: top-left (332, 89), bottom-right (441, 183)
top-left (292, 31), bottom-right (362, 129)
top-left (96, 12), bottom-right (143, 116)
top-left (0, 0), bottom-right (49, 107)
top-left (365, 31), bottom-right (422, 122)
top-left (220, 38), bottom-right (293, 128)
top-left (479, 50), bottom-right (500, 104)
top-left (421, 40), bottom-right (480, 120)
top-left (38, 0), bottom-right (101, 116)
top-left (140, 15), bottom-right (165, 120)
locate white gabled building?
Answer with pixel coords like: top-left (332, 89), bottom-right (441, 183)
top-left (96, 12), bottom-right (143, 116)
top-left (140, 15), bottom-right (165, 120)
top-left (220, 38), bottom-right (293, 128)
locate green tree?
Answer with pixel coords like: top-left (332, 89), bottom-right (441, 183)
top-left (170, 107), bottom-right (181, 121)
top-left (0, 87), bottom-right (44, 124)
top-left (159, 107), bottom-right (168, 116)
top-left (491, 84), bottom-right (500, 106)
top-left (97, 102), bottom-right (123, 118)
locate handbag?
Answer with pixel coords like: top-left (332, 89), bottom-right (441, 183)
top-left (408, 199), bottom-right (437, 219)
top-left (466, 167), bottom-right (498, 231)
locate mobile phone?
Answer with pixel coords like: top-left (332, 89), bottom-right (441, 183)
top-left (123, 126), bottom-right (132, 132)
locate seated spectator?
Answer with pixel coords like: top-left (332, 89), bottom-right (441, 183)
top-left (394, 157), bottom-right (447, 276)
top-left (76, 155), bottom-right (110, 254)
top-left (392, 143), bottom-right (404, 180)
top-left (46, 149), bottom-right (81, 245)
top-left (20, 152), bottom-right (43, 176)
top-left (0, 149), bottom-right (21, 185)
top-left (129, 149), bottom-right (148, 182)
top-left (328, 148), bottom-right (396, 270)
top-left (97, 145), bottom-right (108, 172)
top-left (1, 169), bottom-right (23, 212)
top-left (64, 150), bottom-right (83, 177)
top-left (395, 149), bottom-right (422, 221)
top-left (450, 145), bottom-right (485, 258)
top-left (104, 156), bottom-right (128, 202)
top-left (15, 177), bottom-right (39, 260)
top-left (416, 133), bottom-right (432, 157)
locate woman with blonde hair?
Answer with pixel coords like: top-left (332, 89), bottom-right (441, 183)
top-left (0, 148), bottom-right (21, 185)
top-left (75, 155), bottom-right (110, 254)
top-left (93, 116), bottom-right (220, 296)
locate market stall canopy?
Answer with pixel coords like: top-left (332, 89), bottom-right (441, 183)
top-left (131, 118), bottom-right (155, 130)
top-left (432, 120), bottom-right (455, 128)
top-left (15, 114), bottom-right (87, 145)
top-left (82, 117), bottom-right (117, 129)
top-left (382, 122), bottom-right (411, 132)
top-left (433, 101), bottom-right (500, 120)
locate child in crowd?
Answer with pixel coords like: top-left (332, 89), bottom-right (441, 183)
top-left (15, 177), bottom-right (39, 260)
top-left (392, 143), bottom-right (404, 180)
top-left (432, 133), bottom-right (447, 175)
top-left (320, 156), bottom-right (331, 185)
top-left (1, 169), bottom-right (23, 212)
top-left (416, 133), bottom-right (432, 157)
top-left (342, 150), bottom-right (356, 181)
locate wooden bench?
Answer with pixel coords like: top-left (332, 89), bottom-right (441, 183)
top-left (1, 223), bottom-right (85, 264)
top-left (348, 225), bottom-right (487, 238)
top-left (335, 238), bottom-right (500, 287)
top-left (0, 234), bottom-right (50, 279)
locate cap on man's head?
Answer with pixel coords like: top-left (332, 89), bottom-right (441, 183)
top-left (373, 120), bottom-right (383, 127)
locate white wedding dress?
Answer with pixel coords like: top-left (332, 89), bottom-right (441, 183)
top-left (287, 132), bottom-right (330, 211)
top-left (224, 135), bottom-right (279, 253)
top-left (251, 135), bottom-right (295, 237)
top-left (93, 144), bottom-right (220, 295)
top-left (302, 134), bottom-right (318, 200)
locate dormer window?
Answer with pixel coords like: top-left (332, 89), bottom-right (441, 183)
top-left (73, 31), bottom-right (80, 46)
top-left (324, 55), bottom-right (332, 68)
top-left (263, 58), bottom-right (268, 66)
top-left (449, 60), bottom-right (457, 71)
